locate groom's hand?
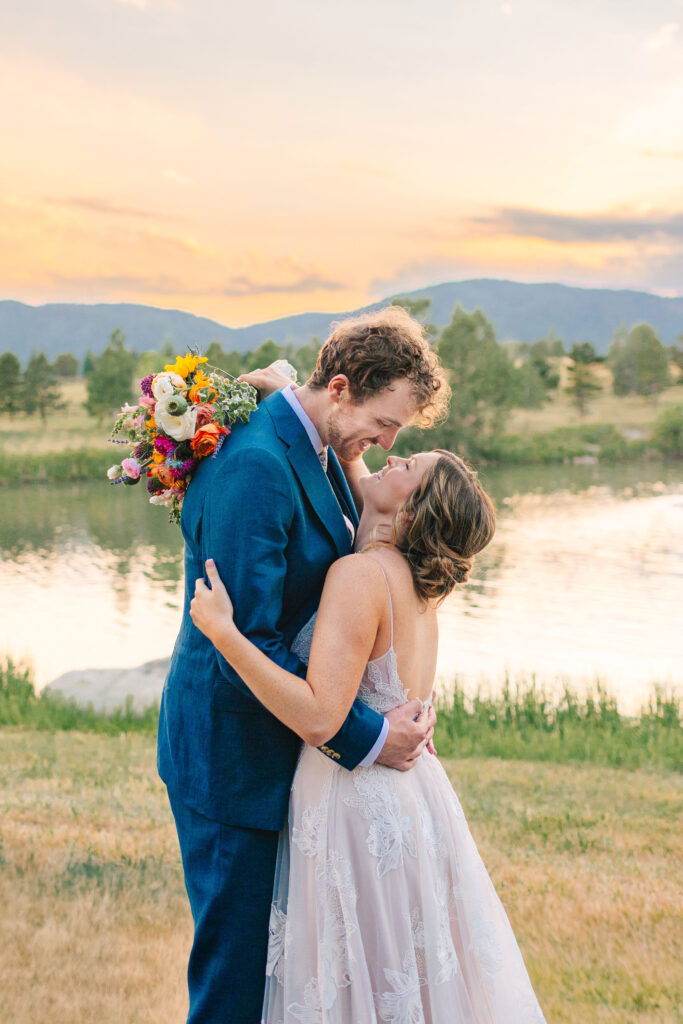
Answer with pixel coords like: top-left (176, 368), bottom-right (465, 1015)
top-left (375, 700), bottom-right (436, 772)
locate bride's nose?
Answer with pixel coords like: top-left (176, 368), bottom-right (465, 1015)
top-left (386, 456), bottom-right (407, 469)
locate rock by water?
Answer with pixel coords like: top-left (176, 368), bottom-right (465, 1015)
top-left (44, 657), bottom-right (170, 714)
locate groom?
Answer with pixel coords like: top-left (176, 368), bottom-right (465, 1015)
top-left (158, 306), bottom-right (449, 1023)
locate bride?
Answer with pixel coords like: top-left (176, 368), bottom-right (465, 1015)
top-left (190, 449), bottom-right (546, 1024)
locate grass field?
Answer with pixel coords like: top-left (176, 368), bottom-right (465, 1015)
top-left (0, 728), bottom-right (680, 1024)
top-left (507, 363), bottom-right (683, 434)
top-left (0, 379), bottom-right (112, 455)
top-left (3, 658), bottom-right (680, 772)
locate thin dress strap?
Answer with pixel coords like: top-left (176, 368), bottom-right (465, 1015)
top-left (365, 556), bottom-right (394, 648)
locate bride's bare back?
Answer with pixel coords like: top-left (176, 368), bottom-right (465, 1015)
top-left (361, 549), bottom-right (438, 706)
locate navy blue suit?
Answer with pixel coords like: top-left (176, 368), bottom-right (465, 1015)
top-left (158, 391), bottom-right (384, 1022)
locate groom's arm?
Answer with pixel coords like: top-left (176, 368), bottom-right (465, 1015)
top-left (203, 446), bottom-right (308, 701)
top-left (203, 445), bottom-right (386, 767)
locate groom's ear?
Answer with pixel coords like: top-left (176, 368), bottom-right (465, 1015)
top-left (328, 374), bottom-right (352, 404)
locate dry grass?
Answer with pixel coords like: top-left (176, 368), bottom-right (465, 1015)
top-left (1, 729), bottom-right (680, 1023)
top-left (507, 366), bottom-right (683, 435)
top-left (451, 759), bottom-right (682, 1023)
top-left (0, 379), bottom-right (113, 455)
top-left (0, 730), bottom-right (190, 1024)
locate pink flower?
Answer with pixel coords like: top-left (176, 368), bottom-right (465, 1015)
top-left (121, 457), bottom-right (141, 480)
top-left (193, 403), bottom-right (215, 428)
top-left (139, 395), bottom-right (156, 408)
top-left (154, 435), bottom-right (176, 456)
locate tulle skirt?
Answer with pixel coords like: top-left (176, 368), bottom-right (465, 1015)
top-left (261, 746), bottom-right (546, 1024)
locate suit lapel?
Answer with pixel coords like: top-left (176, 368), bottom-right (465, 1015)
top-left (327, 448), bottom-right (360, 529)
top-left (266, 392), bottom-right (352, 559)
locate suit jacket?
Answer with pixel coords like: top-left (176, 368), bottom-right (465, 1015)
top-left (157, 390), bottom-right (385, 830)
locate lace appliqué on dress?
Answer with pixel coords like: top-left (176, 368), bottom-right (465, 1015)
top-left (344, 768), bottom-right (417, 878)
top-left (377, 949), bottom-right (425, 1024)
top-left (357, 648), bottom-right (409, 715)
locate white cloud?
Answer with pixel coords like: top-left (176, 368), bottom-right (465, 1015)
top-left (644, 23), bottom-right (679, 53)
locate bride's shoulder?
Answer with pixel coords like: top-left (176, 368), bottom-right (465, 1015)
top-left (324, 552), bottom-right (388, 596)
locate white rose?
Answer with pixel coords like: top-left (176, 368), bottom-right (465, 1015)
top-left (107, 464), bottom-right (123, 480)
top-left (149, 490), bottom-right (174, 507)
top-left (152, 372), bottom-right (185, 400)
top-left (155, 394), bottom-right (198, 441)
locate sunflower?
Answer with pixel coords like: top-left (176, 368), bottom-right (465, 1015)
top-left (164, 353), bottom-right (208, 380)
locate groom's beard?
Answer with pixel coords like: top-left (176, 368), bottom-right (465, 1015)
top-left (327, 416), bottom-right (374, 462)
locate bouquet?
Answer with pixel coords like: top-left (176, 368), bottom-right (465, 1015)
top-left (107, 351), bottom-right (258, 523)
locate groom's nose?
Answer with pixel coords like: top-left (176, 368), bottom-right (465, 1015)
top-left (378, 427), bottom-right (400, 450)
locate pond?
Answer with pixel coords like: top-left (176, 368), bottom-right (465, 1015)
top-left (2, 459), bottom-right (681, 714)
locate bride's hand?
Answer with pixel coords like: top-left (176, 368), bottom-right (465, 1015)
top-left (190, 559), bottom-right (236, 644)
top-left (238, 361), bottom-right (297, 400)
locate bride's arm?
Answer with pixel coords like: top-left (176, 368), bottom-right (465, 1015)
top-left (191, 555), bottom-right (384, 746)
top-left (335, 454), bottom-right (371, 512)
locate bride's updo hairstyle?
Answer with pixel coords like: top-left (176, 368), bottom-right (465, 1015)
top-left (394, 451), bottom-right (495, 605)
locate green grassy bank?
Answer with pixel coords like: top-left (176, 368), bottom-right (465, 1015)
top-left (3, 658), bottom-right (680, 772)
top-left (0, 447), bottom-right (113, 484)
top-left (2, 424), bottom-right (680, 483)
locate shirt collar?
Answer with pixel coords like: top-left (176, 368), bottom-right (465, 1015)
top-left (280, 383), bottom-right (325, 456)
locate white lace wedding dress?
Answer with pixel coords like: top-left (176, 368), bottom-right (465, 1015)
top-left (262, 569), bottom-right (546, 1024)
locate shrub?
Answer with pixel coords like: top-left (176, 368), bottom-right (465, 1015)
top-left (650, 404), bottom-right (683, 457)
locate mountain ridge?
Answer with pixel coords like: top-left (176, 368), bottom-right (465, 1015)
top-left (1, 279), bottom-right (682, 361)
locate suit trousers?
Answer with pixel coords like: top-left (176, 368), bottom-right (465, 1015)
top-left (167, 786), bottom-right (280, 1024)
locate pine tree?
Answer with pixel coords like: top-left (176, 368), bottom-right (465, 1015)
top-left (53, 352), bottom-right (79, 378)
top-left (436, 305), bottom-right (517, 448)
top-left (0, 352), bottom-right (22, 417)
top-left (22, 353), bottom-right (64, 422)
top-left (204, 342), bottom-right (244, 377)
top-left (244, 339), bottom-right (283, 373)
top-left (609, 323), bottom-right (670, 403)
top-left (565, 345), bottom-right (601, 416)
top-left (85, 329), bottom-right (137, 420)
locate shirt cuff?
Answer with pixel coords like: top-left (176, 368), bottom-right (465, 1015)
top-left (358, 717), bottom-right (389, 767)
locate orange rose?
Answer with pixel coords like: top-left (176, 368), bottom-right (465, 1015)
top-left (193, 403), bottom-right (215, 428)
top-left (189, 382), bottom-right (217, 404)
top-left (190, 422), bottom-right (229, 457)
top-left (156, 465), bottom-right (177, 488)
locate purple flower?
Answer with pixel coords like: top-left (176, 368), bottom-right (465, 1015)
top-left (147, 475), bottom-right (164, 494)
top-left (167, 457), bottom-right (196, 480)
top-left (140, 374), bottom-right (155, 398)
top-left (154, 435), bottom-right (176, 456)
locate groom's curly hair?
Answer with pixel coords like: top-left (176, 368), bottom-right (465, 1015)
top-left (307, 306), bottom-right (450, 427)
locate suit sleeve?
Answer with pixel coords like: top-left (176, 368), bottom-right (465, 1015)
top-left (203, 445), bottom-right (385, 769)
top-left (203, 446), bottom-right (307, 701)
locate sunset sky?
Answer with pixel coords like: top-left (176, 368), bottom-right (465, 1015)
top-left (2, 0), bottom-right (683, 326)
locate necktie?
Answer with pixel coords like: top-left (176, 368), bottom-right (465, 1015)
top-left (318, 447), bottom-right (328, 473)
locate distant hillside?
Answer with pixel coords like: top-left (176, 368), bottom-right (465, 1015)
top-left (1, 280), bottom-right (682, 363)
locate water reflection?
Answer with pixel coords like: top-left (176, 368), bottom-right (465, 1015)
top-left (2, 461), bottom-right (682, 711)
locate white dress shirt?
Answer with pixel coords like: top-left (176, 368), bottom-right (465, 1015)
top-left (280, 384), bottom-right (389, 766)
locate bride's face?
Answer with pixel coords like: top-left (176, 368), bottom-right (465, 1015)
top-left (360, 452), bottom-right (441, 514)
